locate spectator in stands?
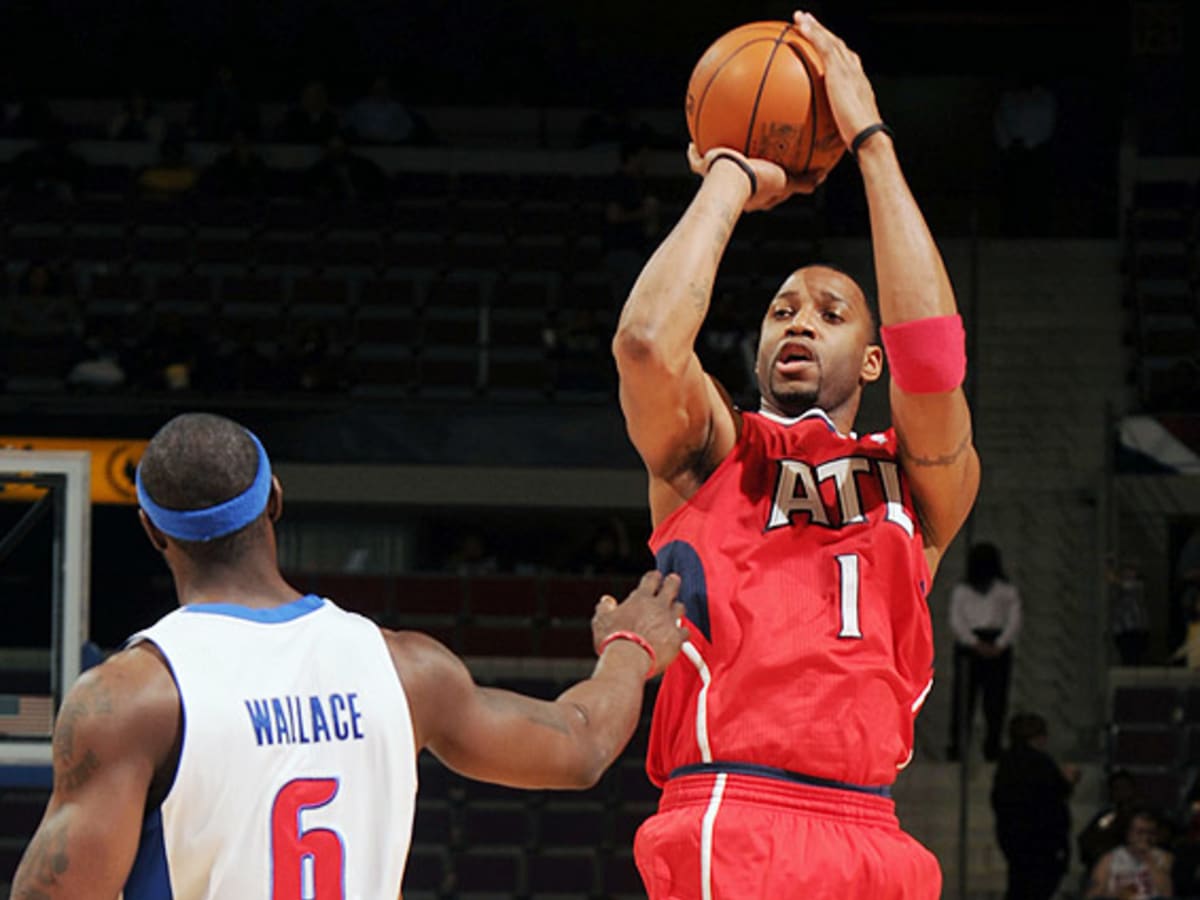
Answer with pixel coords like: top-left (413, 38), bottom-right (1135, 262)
top-left (602, 138), bottom-right (660, 310)
top-left (108, 90), bottom-right (166, 143)
top-left (136, 127), bottom-right (198, 201)
top-left (345, 73), bottom-right (433, 146)
top-left (948, 541), bottom-right (1022, 762)
top-left (304, 132), bottom-right (388, 206)
top-left (199, 130), bottom-right (272, 198)
top-left (191, 63), bottom-right (260, 141)
top-left (991, 712), bottom-right (1080, 900)
top-left (1107, 557), bottom-right (1151, 666)
top-left (1085, 809), bottom-right (1175, 899)
top-left (1080, 770), bottom-right (1144, 879)
top-left (67, 324), bottom-right (128, 391)
top-left (278, 79), bottom-right (341, 144)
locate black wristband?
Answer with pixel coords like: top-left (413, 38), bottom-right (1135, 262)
top-left (709, 152), bottom-right (758, 196)
top-left (850, 122), bottom-right (894, 158)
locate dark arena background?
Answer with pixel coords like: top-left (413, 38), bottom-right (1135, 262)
top-left (1, 1), bottom-right (1199, 897)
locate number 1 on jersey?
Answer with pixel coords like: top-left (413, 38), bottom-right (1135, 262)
top-left (836, 554), bottom-right (863, 639)
top-left (271, 777), bottom-right (345, 900)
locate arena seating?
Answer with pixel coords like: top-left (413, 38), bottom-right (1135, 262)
top-left (1107, 677), bottom-right (1200, 820)
top-left (1121, 176), bottom-right (1200, 412)
top-left (0, 133), bottom-right (813, 405)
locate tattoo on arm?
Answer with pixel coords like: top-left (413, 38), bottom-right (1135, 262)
top-left (687, 282), bottom-right (710, 315)
top-left (52, 677), bottom-right (113, 795)
top-left (60, 751), bottom-right (101, 792)
top-left (481, 689), bottom-right (573, 737)
top-left (900, 429), bottom-right (973, 468)
top-left (14, 819), bottom-right (69, 898)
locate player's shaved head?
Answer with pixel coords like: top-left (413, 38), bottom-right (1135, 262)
top-left (140, 413), bottom-right (258, 510)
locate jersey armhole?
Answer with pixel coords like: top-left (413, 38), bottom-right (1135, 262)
top-left (650, 413), bottom-right (753, 545)
top-left (127, 637), bottom-right (185, 815)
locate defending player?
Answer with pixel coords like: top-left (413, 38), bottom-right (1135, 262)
top-left (11, 412), bottom-right (688, 899)
top-left (611, 10), bottom-right (980, 899)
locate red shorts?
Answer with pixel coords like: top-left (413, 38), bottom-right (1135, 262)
top-left (633, 771), bottom-right (941, 900)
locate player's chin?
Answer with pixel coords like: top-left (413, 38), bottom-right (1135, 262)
top-left (767, 383), bottom-right (818, 417)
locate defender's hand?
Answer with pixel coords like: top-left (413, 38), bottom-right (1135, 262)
top-left (592, 570), bottom-right (688, 677)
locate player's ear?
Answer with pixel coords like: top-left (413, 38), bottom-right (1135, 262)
top-left (267, 475), bottom-right (284, 522)
top-left (138, 509), bottom-right (169, 553)
top-left (861, 343), bottom-right (883, 384)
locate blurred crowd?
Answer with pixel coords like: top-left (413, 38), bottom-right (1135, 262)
top-left (991, 711), bottom-right (1199, 900)
top-left (2, 67), bottom-right (438, 148)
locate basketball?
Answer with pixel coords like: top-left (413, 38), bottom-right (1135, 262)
top-left (685, 21), bottom-right (845, 179)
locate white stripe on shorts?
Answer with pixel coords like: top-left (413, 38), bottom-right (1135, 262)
top-left (700, 772), bottom-right (727, 900)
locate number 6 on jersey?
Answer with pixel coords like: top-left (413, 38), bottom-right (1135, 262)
top-left (272, 777), bottom-right (345, 900)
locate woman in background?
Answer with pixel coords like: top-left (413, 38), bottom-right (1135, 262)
top-left (947, 542), bottom-right (1022, 762)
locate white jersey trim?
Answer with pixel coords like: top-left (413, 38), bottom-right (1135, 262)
top-left (756, 407), bottom-right (857, 440)
top-left (681, 641), bottom-right (713, 763)
top-left (911, 676), bottom-right (934, 714)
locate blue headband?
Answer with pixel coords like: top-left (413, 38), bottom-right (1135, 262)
top-left (136, 430), bottom-right (273, 542)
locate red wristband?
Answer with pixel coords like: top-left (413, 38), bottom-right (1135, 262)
top-left (880, 314), bottom-right (966, 394)
top-left (598, 630), bottom-right (657, 679)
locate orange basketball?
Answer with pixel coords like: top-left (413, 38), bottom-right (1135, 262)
top-left (685, 21), bottom-right (845, 178)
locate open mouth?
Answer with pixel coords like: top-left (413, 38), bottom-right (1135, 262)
top-left (776, 343), bottom-right (816, 374)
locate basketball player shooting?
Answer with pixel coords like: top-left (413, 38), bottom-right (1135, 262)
top-left (612, 11), bottom-right (980, 899)
top-left (12, 413), bottom-right (688, 899)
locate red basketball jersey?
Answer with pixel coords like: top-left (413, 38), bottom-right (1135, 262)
top-left (647, 409), bottom-right (935, 787)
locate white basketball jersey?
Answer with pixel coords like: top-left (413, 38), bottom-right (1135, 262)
top-left (123, 594), bottom-right (416, 900)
